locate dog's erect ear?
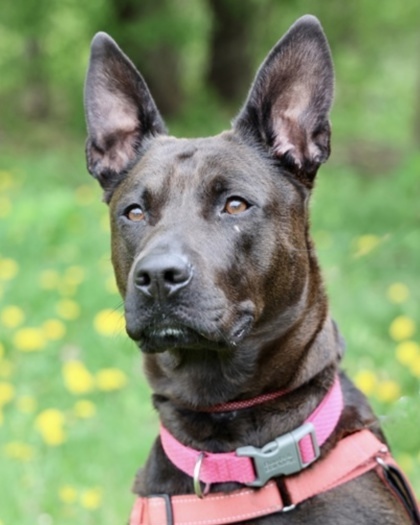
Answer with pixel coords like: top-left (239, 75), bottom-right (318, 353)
top-left (234, 15), bottom-right (334, 186)
top-left (84, 32), bottom-right (166, 193)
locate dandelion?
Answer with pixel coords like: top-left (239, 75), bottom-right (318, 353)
top-left (17, 395), bottom-right (37, 414)
top-left (375, 380), bottom-right (401, 403)
top-left (3, 441), bottom-right (36, 461)
top-left (395, 341), bottom-right (419, 367)
top-left (389, 315), bottom-right (416, 342)
top-left (387, 283), bottom-right (410, 304)
top-left (396, 453), bottom-right (414, 474)
top-left (0, 381), bottom-right (15, 406)
top-left (42, 319), bottom-right (66, 341)
top-left (0, 358), bottom-right (13, 378)
top-left (100, 213), bottom-right (110, 233)
top-left (62, 360), bottom-right (94, 394)
top-left (96, 368), bottom-right (127, 391)
top-left (0, 258), bottom-right (19, 280)
top-left (75, 184), bottom-right (96, 206)
top-left (58, 485), bottom-right (78, 504)
top-left (94, 309), bottom-right (125, 337)
top-left (56, 299), bottom-right (81, 321)
top-left (0, 196), bottom-right (12, 218)
top-left (409, 356), bottom-right (420, 378)
top-left (13, 327), bottom-right (46, 352)
top-left (0, 170), bottom-right (14, 191)
top-left (80, 487), bottom-right (103, 510)
top-left (73, 400), bottom-right (97, 419)
top-left (0, 305), bottom-right (25, 328)
top-left (39, 269), bottom-right (60, 290)
top-left (64, 266), bottom-right (85, 286)
top-left (353, 369), bottom-right (377, 396)
top-left (105, 275), bottom-right (119, 295)
top-left (353, 235), bottom-right (381, 257)
top-left (35, 408), bottom-right (66, 446)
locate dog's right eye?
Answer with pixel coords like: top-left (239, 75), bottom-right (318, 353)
top-left (125, 205), bottom-right (145, 222)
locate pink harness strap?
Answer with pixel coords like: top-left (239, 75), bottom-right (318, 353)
top-left (160, 376), bottom-right (343, 485)
top-left (130, 430), bottom-right (416, 525)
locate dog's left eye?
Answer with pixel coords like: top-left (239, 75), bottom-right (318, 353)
top-left (223, 197), bottom-right (249, 215)
top-left (125, 205), bottom-right (145, 222)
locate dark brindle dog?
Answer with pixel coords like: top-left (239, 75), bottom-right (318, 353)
top-left (84, 15), bottom-right (419, 525)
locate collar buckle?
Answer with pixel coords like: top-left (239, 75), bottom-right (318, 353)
top-left (236, 422), bottom-right (320, 487)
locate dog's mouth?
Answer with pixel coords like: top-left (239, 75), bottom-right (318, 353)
top-left (130, 313), bottom-right (254, 354)
top-left (140, 324), bottom-right (199, 352)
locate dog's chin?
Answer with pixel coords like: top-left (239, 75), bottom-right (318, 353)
top-left (137, 325), bottom-right (215, 354)
top-left (129, 315), bottom-right (254, 355)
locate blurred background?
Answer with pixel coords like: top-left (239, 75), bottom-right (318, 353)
top-left (0, 0), bottom-right (419, 523)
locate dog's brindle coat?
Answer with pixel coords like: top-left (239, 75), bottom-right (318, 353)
top-left (84, 16), bottom-right (411, 524)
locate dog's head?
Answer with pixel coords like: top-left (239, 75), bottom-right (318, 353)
top-left (84, 16), bottom-right (335, 406)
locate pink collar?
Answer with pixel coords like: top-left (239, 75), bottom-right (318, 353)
top-left (160, 375), bottom-right (343, 491)
top-left (131, 430), bottom-right (412, 525)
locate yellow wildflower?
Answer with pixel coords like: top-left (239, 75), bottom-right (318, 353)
top-left (80, 487), bottom-right (103, 510)
top-left (0, 258), bottom-right (19, 280)
top-left (96, 368), bottom-right (127, 391)
top-left (73, 400), bottom-right (97, 419)
top-left (0, 305), bottom-right (25, 328)
top-left (387, 283), bottom-right (409, 304)
top-left (13, 327), bottom-right (46, 352)
top-left (64, 266), bottom-right (85, 286)
top-left (409, 356), bottom-right (420, 378)
top-left (353, 235), bottom-right (381, 257)
top-left (39, 269), bottom-right (60, 290)
top-left (56, 299), bottom-right (81, 321)
top-left (353, 369), bottom-right (377, 396)
top-left (4, 441), bottom-right (36, 461)
top-left (62, 360), bottom-right (95, 394)
top-left (75, 184), bottom-right (96, 206)
top-left (0, 359), bottom-right (13, 378)
top-left (395, 341), bottom-right (419, 366)
top-left (105, 275), bottom-right (119, 294)
top-left (395, 453), bottom-right (414, 474)
top-left (42, 319), bottom-right (66, 341)
top-left (59, 485), bottom-right (78, 504)
top-left (0, 381), bottom-right (15, 406)
top-left (389, 315), bottom-right (416, 342)
top-left (17, 395), bottom-right (37, 413)
top-left (375, 380), bottom-right (401, 403)
top-left (0, 170), bottom-right (14, 191)
top-left (35, 408), bottom-right (66, 446)
top-left (0, 196), bottom-right (12, 218)
top-left (94, 309), bottom-right (125, 336)
top-left (100, 213), bottom-right (110, 233)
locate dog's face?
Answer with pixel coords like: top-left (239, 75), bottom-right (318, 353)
top-left (84, 16), bottom-right (334, 406)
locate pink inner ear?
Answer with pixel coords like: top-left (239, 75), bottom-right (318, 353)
top-left (272, 115), bottom-right (307, 169)
top-left (87, 85), bottom-right (140, 175)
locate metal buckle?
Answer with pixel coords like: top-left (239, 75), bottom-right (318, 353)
top-left (148, 494), bottom-right (173, 525)
top-left (236, 422), bottom-right (320, 487)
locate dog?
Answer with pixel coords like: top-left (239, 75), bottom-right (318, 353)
top-left (84, 15), bottom-right (419, 525)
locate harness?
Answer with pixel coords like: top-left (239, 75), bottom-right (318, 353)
top-left (130, 377), bottom-right (420, 524)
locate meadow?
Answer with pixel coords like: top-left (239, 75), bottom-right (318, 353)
top-left (0, 133), bottom-right (419, 524)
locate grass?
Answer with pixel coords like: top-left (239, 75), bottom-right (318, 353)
top-left (0, 141), bottom-right (419, 524)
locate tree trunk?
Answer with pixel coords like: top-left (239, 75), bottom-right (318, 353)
top-left (22, 37), bottom-right (50, 120)
top-left (206, 0), bottom-right (259, 105)
top-left (108, 0), bottom-right (184, 117)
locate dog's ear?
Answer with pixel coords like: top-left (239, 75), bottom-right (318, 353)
top-left (84, 32), bottom-right (166, 195)
top-left (234, 15), bottom-right (334, 186)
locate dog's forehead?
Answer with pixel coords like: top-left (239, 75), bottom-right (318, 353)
top-left (132, 133), bottom-right (265, 186)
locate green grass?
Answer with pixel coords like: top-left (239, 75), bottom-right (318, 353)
top-left (0, 144), bottom-right (419, 524)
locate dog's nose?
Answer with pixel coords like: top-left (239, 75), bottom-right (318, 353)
top-left (134, 253), bottom-right (193, 299)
